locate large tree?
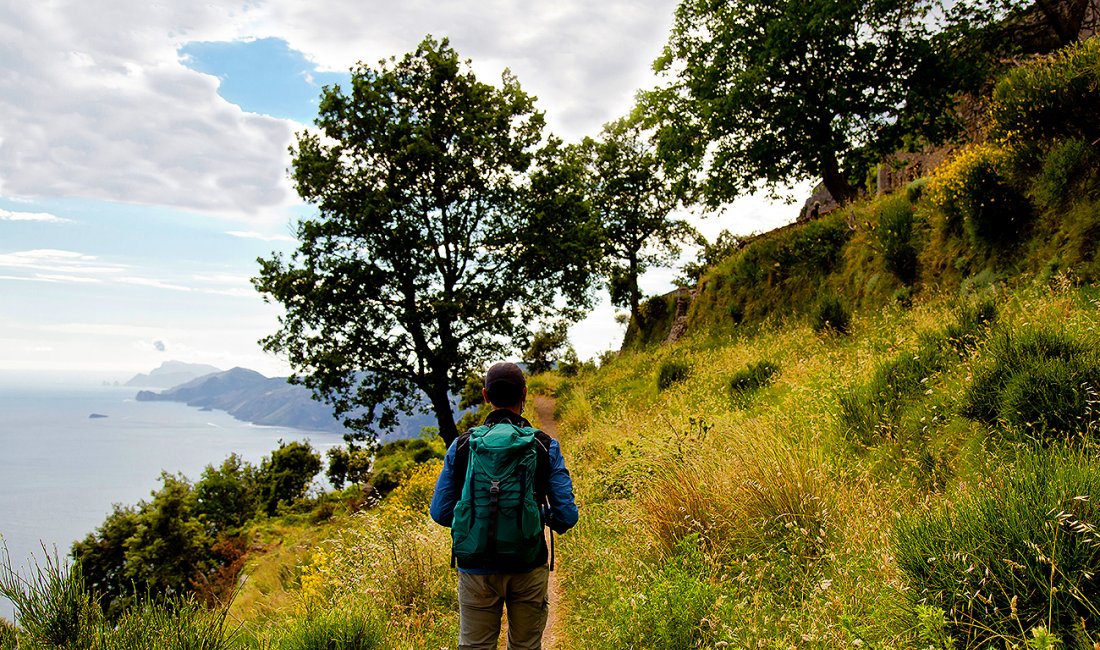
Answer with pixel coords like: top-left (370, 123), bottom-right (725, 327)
top-left (648, 0), bottom-right (955, 206)
top-left (583, 118), bottom-right (696, 320)
top-left (255, 37), bottom-right (596, 446)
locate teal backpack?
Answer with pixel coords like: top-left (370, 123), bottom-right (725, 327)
top-left (451, 423), bottom-right (545, 567)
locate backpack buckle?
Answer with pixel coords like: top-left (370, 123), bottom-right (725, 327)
top-left (489, 480), bottom-right (501, 495)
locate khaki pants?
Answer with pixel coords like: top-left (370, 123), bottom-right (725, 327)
top-left (457, 565), bottom-right (549, 650)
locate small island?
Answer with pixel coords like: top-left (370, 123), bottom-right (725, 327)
top-left (88, 413), bottom-right (108, 419)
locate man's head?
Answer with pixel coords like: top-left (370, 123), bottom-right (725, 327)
top-left (483, 362), bottom-right (526, 410)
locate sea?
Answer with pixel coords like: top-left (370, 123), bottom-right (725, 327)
top-left (0, 374), bottom-right (344, 623)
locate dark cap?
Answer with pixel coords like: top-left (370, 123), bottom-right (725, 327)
top-left (484, 362), bottom-right (526, 407)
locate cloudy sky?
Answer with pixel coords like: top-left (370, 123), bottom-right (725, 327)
top-left (0, 0), bottom-right (803, 381)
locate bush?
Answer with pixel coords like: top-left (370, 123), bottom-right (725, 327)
top-left (0, 550), bottom-right (232, 650)
top-left (657, 360), bottom-right (689, 391)
top-left (812, 296), bottom-right (850, 335)
top-left (906, 178), bottom-right (927, 203)
top-left (874, 196), bottom-right (918, 284)
top-left (263, 610), bottom-right (384, 650)
top-left (927, 144), bottom-right (1033, 248)
top-left (838, 335), bottom-right (948, 445)
top-left (943, 297), bottom-right (997, 352)
top-left (961, 328), bottom-right (1099, 443)
top-left (894, 448), bottom-right (1100, 647)
top-left (999, 358), bottom-right (1098, 442)
top-left (990, 38), bottom-right (1100, 147)
top-left (1032, 138), bottom-right (1100, 212)
top-left (728, 360), bottom-right (779, 400)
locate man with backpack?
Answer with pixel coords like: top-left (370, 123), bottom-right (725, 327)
top-left (430, 362), bottom-right (579, 650)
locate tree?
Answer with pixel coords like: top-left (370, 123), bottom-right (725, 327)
top-left (583, 118), bottom-right (696, 320)
top-left (255, 37), bottom-right (598, 446)
top-left (256, 440), bottom-right (322, 516)
top-left (522, 324), bottom-right (569, 374)
top-left (648, 0), bottom-right (957, 206)
top-left (122, 474), bottom-right (213, 599)
top-left (193, 454), bottom-right (259, 535)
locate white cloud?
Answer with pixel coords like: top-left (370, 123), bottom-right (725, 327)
top-left (0, 2), bottom-right (295, 220)
top-left (0, 208), bottom-right (71, 222)
top-left (0, 249), bottom-right (128, 276)
top-left (226, 230), bottom-right (296, 243)
top-left (0, 0), bottom-right (682, 225)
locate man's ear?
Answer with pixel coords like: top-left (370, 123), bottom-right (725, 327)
top-left (482, 387), bottom-right (491, 406)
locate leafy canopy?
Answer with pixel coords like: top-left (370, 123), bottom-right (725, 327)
top-left (254, 37), bottom-right (599, 445)
top-left (582, 118), bottom-right (696, 319)
top-left (647, 0), bottom-right (958, 206)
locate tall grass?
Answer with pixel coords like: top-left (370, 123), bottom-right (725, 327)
top-left (0, 545), bottom-right (234, 650)
top-left (894, 447), bottom-right (1100, 647)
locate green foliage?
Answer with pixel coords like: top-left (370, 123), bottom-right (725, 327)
top-left (624, 293), bottom-right (678, 349)
top-left (257, 441), bottom-right (322, 517)
top-left (0, 550), bottom-right (98, 648)
top-left (194, 454), bottom-right (260, 536)
top-left (123, 473), bottom-right (214, 598)
top-left (962, 328), bottom-right (1100, 443)
top-left (873, 196), bottom-right (918, 284)
top-left (254, 36), bottom-right (598, 446)
top-left (894, 448), bottom-right (1100, 647)
top-left (599, 538), bottom-right (723, 649)
top-left (1033, 138), bottom-right (1100, 213)
top-left (728, 360), bottom-right (779, 403)
top-left (906, 178), bottom-right (928, 203)
top-left (928, 144), bottom-right (1033, 249)
top-left (840, 301), bottom-right (996, 445)
top-left (648, 0), bottom-right (962, 206)
top-left (812, 296), bottom-right (851, 335)
top-left (256, 611), bottom-right (384, 650)
top-left (692, 211), bottom-right (852, 331)
top-left (522, 324), bottom-right (569, 375)
top-left (0, 549), bottom-right (232, 650)
top-left (583, 117), bottom-right (696, 319)
top-left (656, 360), bottom-right (689, 391)
top-left (368, 438), bottom-right (445, 499)
top-left (990, 38), bottom-right (1100, 148)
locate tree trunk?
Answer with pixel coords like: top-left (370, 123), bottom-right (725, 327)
top-left (429, 381), bottom-right (459, 447)
top-left (821, 150), bottom-right (856, 205)
top-left (628, 253), bottom-right (641, 322)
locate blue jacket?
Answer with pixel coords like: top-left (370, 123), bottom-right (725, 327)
top-left (430, 409), bottom-right (578, 574)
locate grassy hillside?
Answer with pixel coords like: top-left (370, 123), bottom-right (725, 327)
top-left (553, 281), bottom-right (1100, 647)
top-left (4, 35), bottom-right (1100, 650)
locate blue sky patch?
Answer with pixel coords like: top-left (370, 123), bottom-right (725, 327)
top-left (179, 38), bottom-right (349, 123)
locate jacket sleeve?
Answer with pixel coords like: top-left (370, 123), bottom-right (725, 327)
top-left (429, 439), bottom-right (459, 527)
top-left (546, 439), bottom-right (578, 534)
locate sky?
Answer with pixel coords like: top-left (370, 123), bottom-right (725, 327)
top-left (0, 0), bottom-right (807, 382)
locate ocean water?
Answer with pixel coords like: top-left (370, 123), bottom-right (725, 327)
top-left (0, 378), bottom-right (343, 623)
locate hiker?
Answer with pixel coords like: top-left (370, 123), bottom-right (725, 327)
top-left (430, 362), bottom-right (579, 650)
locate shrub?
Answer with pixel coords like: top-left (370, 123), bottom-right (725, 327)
top-left (894, 448), bottom-right (1100, 647)
top-left (874, 196), bottom-right (918, 284)
top-left (961, 328), bottom-right (1099, 443)
top-left (0, 551), bottom-right (98, 649)
top-left (838, 335), bottom-right (948, 445)
top-left (999, 358), bottom-right (1098, 442)
top-left (1032, 138), bottom-right (1100, 212)
top-left (812, 296), bottom-right (850, 335)
top-left (927, 144), bottom-right (1032, 248)
top-left (943, 297), bottom-right (997, 352)
top-left (728, 360), bottom-right (779, 400)
top-left (906, 177), bottom-right (927, 203)
top-left (263, 610), bottom-right (384, 650)
top-left (990, 38), bottom-right (1100, 147)
top-left (657, 360), bottom-right (689, 391)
